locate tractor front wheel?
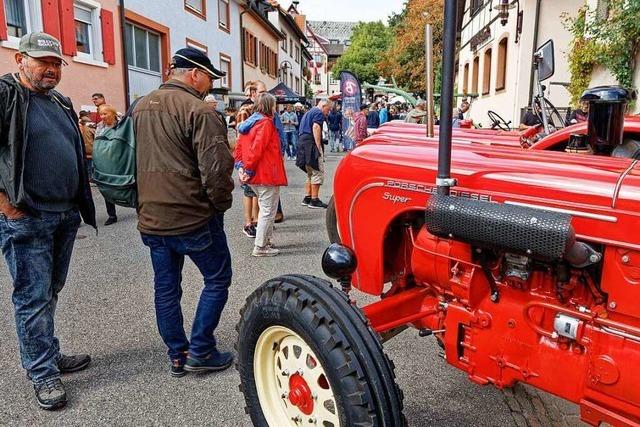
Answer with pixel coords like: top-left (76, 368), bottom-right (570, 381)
top-left (236, 274), bottom-right (404, 427)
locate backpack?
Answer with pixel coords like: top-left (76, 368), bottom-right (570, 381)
top-left (92, 101), bottom-right (139, 208)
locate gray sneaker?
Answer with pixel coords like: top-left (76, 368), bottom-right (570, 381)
top-left (252, 246), bottom-right (280, 257)
top-left (57, 353), bottom-right (91, 374)
top-left (34, 378), bottom-right (67, 410)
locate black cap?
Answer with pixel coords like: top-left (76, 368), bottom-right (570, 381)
top-left (360, 104), bottom-right (369, 111)
top-left (170, 47), bottom-right (225, 79)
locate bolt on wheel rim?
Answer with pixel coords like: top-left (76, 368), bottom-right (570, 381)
top-left (254, 326), bottom-right (340, 426)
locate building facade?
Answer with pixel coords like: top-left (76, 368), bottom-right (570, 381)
top-left (0, 0), bottom-right (126, 111)
top-left (307, 20), bottom-right (356, 97)
top-left (240, 1), bottom-right (282, 91)
top-left (457, 0), bottom-right (582, 128)
top-left (268, 5), bottom-right (306, 95)
top-left (123, 0), bottom-right (243, 104)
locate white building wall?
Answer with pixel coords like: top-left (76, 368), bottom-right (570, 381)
top-left (273, 12), bottom-right (303, 95)
top-left (124, 0), bottom-right (243, 95)
top-left (458, 0), bottom-right (582, 128)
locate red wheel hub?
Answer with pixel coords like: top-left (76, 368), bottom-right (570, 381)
top-left (288, 374), bottom-right (314, 415)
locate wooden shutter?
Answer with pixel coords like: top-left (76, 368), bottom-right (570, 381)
top-left (41, 0), bottom-right (61, 40)
top-left (58, 0), bottom-right (76, 56)
top-left (0, 1), bottom-right (8, 41)
top-left (100, 9), bottom-right (115, 64)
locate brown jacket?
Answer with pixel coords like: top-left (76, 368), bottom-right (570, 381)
top-left (80, 124), bottom-right (95, 158)
top-left (132, 80), bottom-right (234, 235)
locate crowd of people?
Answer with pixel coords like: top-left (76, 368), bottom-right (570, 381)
top-left (0, 32), bottom-right (346, 411)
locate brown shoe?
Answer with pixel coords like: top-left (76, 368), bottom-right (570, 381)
top-left (275, 212), bottom-right (284, 223)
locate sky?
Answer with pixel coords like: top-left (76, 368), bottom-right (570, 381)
top-left (284, 0), bottom-right (406, 23)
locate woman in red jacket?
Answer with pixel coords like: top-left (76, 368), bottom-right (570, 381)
top-left (236, 93), bottom-right (288, 257)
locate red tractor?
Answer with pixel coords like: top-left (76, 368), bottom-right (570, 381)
top-left (236, 3), bottom-right (640, 426)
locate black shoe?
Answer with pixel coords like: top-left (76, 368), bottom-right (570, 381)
top-left (184, 351), bottom-right (234, 373)
top-left (308, 198), bottom-right (328, 209)
top-left (57, 353), bottom-right (91, 374)
top-left (243, 225), bottom-right (256, 238)
top-left (301, 196), bottom-right (312, 206)
top-left (34, 378), bottom-right (67, 410)
top-left (171, 359), bottom-right (187, 378)
top-left (104, 216), bottom-right (118, 226)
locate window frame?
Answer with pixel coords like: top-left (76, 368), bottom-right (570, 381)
top-left (73, 0), bottom-right (104, 65)
top-left (294, 45), bottom-right (300, 63)
top-left (482, 47), bottom-right (492, 95)
top-left (219, 52), bottom-right (231, 89)
top-left (184, 0), bottom-right (206, 20)
top-left (496, 37), bottom-right (508, 92)
top-left (2, 0), bottom-right (43, 49)
top-left (243, 29), bottom-right (257, 66)
top-left (462, 62), bottom-right (469, 94)
top-left (186, 37), bottom-right (208, 54)
top-left (470, 0), bottom-right (484, 16)
top-left (217, 0), bottom-right (230, 33)
top-left (125, 22), bottom-right (162, 76)
top-left (471, 55), bottom-right (479, 95)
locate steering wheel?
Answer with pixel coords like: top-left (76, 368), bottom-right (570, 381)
top-left (487, 110), bottom-right (511, 131)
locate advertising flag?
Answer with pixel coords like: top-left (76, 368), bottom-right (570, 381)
top-left (340, 71), bottom-right (362, 148)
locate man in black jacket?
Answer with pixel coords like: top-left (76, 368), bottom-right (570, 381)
top-left (0, 32), bottom-right (96, 411)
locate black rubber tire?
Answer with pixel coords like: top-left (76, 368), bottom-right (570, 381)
top-left (326, 195), bottom-right (341, 244)
top-left (236, 274), bottom-right (405, 427)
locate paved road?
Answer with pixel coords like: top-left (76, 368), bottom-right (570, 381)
top-left (0, 153), bottom-right (582, 426)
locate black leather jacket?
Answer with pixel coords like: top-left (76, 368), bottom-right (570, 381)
top-left (0, 73), bottom-right (96, 228)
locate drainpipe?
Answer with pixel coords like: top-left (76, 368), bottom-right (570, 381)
top-left (527, 0), bottom-right (542, 104)
top-left (119, 0), bottom-right (131, 109)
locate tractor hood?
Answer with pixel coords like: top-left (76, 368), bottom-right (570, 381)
top-left (335, 139), bottom-right (640, 251)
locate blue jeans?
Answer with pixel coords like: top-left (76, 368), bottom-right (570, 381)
top-left (329, 130), bottom-right (342, 151)
top-left (0, 209), bottom-right (81, 384)
top-left (285, 131), bottom-right (297, 158)
top-left (342, 135), bottom-right (353, 151)
top-left (140, 214), bottom-right (232, 361)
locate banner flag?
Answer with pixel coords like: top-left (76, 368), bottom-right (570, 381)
top-left (340, 71), bottom-right (362, 141)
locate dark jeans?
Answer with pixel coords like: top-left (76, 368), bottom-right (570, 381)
top-left (285, 131), bottom-right (297, 158)
top-left (140, 214), bottom-right (232, 361)
top-left (105, 200), bottom-right (116, 218)
top-left (0, 209), bottom-right (81, 384)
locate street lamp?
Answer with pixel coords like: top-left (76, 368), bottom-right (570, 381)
top-left (495, 0), bottom-right (522, 43)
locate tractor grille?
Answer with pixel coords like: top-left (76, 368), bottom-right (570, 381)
top-left (425, 195), bottom-right (572, 260)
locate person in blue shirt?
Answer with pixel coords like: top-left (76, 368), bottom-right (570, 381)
top-left (366, 104), bottom-right (380, 129)
top-left (378, 102), bottom-right (389, 125)
top-left (296, 100), bottom-right (331, 209)
top-left (280, 104), bottom-right (299, 159)
top-left (327, 105), bottom-right (343, 152)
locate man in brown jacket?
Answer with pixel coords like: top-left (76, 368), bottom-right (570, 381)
top-left (132, 48), bottom-right (235, 377)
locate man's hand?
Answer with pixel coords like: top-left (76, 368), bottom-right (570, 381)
top-left (0, 193), bottom-right (25, 220)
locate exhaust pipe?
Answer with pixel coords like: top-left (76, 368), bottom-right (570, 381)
top-left (436, 0), bottom-right (458, 196)
top-left (425, 24), bottom-right (435, 138)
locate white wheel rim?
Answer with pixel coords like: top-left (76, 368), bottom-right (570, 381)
top-left (254, 325), bottom-right (340, 426)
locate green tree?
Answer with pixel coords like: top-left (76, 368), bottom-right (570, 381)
top-left (378, 0), bottom-right (444, 93)
top-left (332, 21), bottom-right (393, 84)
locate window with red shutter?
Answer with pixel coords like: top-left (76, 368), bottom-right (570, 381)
top-left (0, 1), bottom-right (8, 41)
top-left (58, 0), bottom-right (76, 56)
top-left (100, 9), bottom-right (115, 64)
top-left (41, 0), bottom-right (61, 40)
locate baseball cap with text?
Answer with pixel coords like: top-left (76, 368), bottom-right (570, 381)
top-left (19, 32), bottom-right (66, 63)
